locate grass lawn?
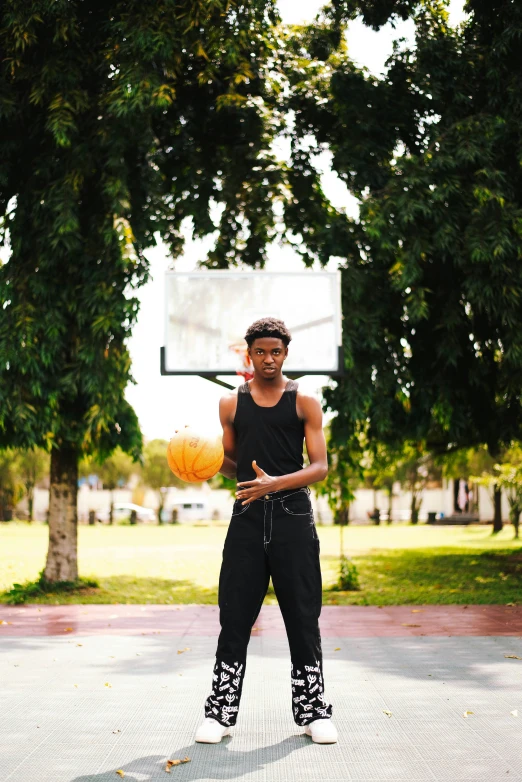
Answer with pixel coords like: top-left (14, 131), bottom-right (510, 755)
top-left (1, 521), bottom-right (521, 605)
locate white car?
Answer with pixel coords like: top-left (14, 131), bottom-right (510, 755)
top-left (97, 503), bottom-right (156, 523)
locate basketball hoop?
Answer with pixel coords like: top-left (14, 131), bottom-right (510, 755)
top-left (161, 270), bottom-right (343, 390)
top-left (229, 340), bottom-right (254, 381)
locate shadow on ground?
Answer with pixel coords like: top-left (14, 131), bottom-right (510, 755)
top-left (71, 736), bottom-right (309, 781)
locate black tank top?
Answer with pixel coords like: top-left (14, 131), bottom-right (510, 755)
top-left (234, 379), bottom-right (305, 483)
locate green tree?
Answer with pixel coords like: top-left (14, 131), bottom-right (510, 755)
top-left (0, 1), bottom-right (282, 581)
top-left (15, 448), bottom-right (49, 521)
top-left (315, 435), bottom-right (362, 590)
top-left (494, 448), bottom-right (522, 540)
top-left (472, 444), bottom-right (522, 539)
top-left (80, 448), bottom-right (135, 524)
top-left (284, 1), bottom-right (522, 537)
top-left (315, 439), bottom-right (361, 527)
top-left (363, 443), bottom-right (403, 525)
top-left (210, 472), bottom-right (236, 497)
top-left (394, 443), bottom-right (441, 524)
top-left (441, 445), bottom-right (495, 522)
top-left (0, 449), bottom-right (23, 521)
top-left (141, 439), bottom-right (184, 523)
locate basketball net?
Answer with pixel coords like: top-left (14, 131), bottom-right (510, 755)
top-left (229, 340), bottom-right (254, 381)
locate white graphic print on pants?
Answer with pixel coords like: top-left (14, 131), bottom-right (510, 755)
top-left (204, 657), bottom-right (332, 726)
top-left (204, 659), bottom-right (244, 726)
top-left (291, 660), bottom-right (333, 725)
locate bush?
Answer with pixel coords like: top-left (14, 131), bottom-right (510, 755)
top-left (3, 569), bottom-right (99, 604)
top-left (337, 556), bottom-right (360, 591)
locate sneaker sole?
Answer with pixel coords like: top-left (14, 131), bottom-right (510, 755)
top-left (304, 726), bottom-right (338, 744)
top-left (195, 728), bottom-right (231, 744)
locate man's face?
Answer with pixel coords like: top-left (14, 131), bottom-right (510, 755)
top-left (248, 337), bottom-right (288, 380)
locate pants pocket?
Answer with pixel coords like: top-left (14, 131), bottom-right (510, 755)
top-left (231, 500), bottom-right (250, 516)
top-left (280, 491), bottom-right (312, 516)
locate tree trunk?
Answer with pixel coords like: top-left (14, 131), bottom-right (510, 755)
top-left (43, 446), bottom-right (78, 582)
top-left (387, 486), bottom-right (393, 525)
top-left (510, 508), bottom-right (520, 540)
top-left (410, 493), bottom-right (419, 524)
top-left (158, 488), bottom-right (167, 523)
top-left (28, 488), bottom-right (34, 522)
top-left (109, 490), bottom-right (114, 525)
top-left (492, 484), bottom-right (503, 533)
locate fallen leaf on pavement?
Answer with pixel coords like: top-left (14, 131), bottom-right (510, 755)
top-left (511, 710), bottom-right (518, 717)
top-left (105, 682), bottom-right (112, 688)
top-left (463, 711), bottom-right (474, 718)
top-left (334, 647), bottom-right (341, 651)
top-left (383, 710), bottom-right (392, 717)
top-left (411, 609), bottom-right (423, 613)
top-left (504, 655), bottom-right (522, 660)
top-left (177, 647), bottom-right (191, 654)
top-left (112, 729), bottom-right (121, 734)
top-left (76, 644), bottom-right (83, 647)
top-left (401, 624), bottom-right (421, 628)
top-left (116, 770), bottom-right (125, 777)
top-left (166, 758), bottom-right (190, 772)
top-left (64, 627), bottom-right (73, 633)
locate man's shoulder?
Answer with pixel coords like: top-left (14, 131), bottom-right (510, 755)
top-left (220, 389), bottom-right (239, 406)
top-left (295, 387), bottom-right (320, 405)
top-left (295, 388), bottom-right (322, 419)
top-left (219, 390), bottom-right (239, 424)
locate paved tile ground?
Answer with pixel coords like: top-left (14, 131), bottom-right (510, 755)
top-left (1, 607), bottom-right (522, 781)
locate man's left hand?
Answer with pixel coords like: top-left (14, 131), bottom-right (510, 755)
top-left (236, 460), bottom-right (277, 504)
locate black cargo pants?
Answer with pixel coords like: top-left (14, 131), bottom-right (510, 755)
top-left (204, 487), bottom-right (333, 727)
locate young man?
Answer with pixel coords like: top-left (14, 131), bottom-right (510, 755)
top-left (195, 317), bottom-right (337, 745)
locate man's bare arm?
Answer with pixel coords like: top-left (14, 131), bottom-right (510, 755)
top-left (218, 394), bottom-right (238, 480)
top-left (235, 394), bottom-right (328, 503)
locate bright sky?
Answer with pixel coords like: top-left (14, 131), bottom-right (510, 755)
top-left (127, 0), bottom-right (468, 441)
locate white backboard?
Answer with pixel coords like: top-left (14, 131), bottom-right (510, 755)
top-left (162, 270), bottom-right (342, 376)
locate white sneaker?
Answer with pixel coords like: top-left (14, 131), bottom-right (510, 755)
top-left (195, 716), bottom-right (231, 743)
top-left (304, 718), bottom-right (338, 744)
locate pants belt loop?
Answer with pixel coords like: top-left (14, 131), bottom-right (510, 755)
top-left (263, 496), bottom-right (268, 551)
top-left (263, 495), bottom-right (274, 551)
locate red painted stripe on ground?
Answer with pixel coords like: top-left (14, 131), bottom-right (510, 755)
top-left (0, 604), bottom-right (521, 637)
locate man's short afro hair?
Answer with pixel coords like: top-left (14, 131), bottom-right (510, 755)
top-left (244, 317), bottom-right (292, 347)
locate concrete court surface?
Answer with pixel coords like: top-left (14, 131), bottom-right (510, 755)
top-left (1, 605), bottom-right (522, 782)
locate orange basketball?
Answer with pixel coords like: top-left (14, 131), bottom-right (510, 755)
top-left (167, 425), bottom-right (224, 483)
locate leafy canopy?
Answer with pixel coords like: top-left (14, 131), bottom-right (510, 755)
top-left (284, 0), bottom-right (522, 457)
top-left (0, 0), bottom-right (283, 460)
